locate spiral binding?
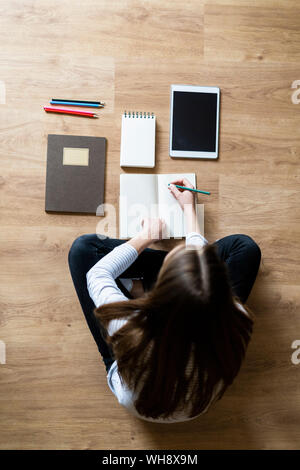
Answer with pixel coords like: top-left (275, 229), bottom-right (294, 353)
top-left (124, 111), bottom-right (155, 118)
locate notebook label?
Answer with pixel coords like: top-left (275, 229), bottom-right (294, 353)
top-left (63, 147), bottom-right (89, 166)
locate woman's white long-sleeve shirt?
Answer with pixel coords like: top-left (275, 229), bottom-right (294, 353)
top-left (86, 233), bottom-right (244, 423)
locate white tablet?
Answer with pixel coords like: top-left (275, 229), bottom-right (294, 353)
top-left (169, 84), bottom-right (220, 159)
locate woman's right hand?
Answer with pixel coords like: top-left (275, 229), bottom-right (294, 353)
top-left (168, 177), bottom-right (196, 211)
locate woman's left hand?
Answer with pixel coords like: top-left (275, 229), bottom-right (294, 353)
top-left (127, 217), bottom-right (166, 255)
top-left (140, 217), bottom-right (166, 242)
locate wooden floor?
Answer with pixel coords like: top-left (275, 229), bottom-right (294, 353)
top-left (1, 0), bottom-right (300, 450)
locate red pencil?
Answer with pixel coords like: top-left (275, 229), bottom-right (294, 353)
top-left (44, 106), bottom-right (98, 118)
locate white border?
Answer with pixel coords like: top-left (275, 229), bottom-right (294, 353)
top-left (169, 84), bottom-right (220, 159)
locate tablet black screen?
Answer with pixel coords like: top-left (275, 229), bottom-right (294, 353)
top-left (172, 91), bottom-right (217, 152)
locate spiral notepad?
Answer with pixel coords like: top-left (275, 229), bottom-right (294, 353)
top-left (120, 111), bottom-right (156, 168)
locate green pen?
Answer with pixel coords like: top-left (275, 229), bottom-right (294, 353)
top-left (168, 184), bottom-right (210, 195)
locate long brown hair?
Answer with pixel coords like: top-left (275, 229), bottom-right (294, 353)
top-left (94, 243), bottom-right (254, 420)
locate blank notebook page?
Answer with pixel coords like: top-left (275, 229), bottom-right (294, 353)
top-left (119, 174), bottom-right (158, 238)
top-left (120, 112), bottom-right (156, 168)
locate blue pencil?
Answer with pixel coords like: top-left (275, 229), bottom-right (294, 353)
top-left (168, 184), bottom-right (210, 195)
top-left (50, 100), bottom-right (104, 108)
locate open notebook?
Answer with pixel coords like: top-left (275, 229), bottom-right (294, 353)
top-left (119, 173), bottom-right (204, 239)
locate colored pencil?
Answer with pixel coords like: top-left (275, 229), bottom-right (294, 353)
top-left (52, 99), bottom-right (105, 106)
top-left (44, 106), bottom-right (98, 118)
top-left (50, 100), bottom-right (104, 108)
top-left (168, 184), bottom-right (210, 195)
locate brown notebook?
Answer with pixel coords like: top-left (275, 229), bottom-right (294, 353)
top-left (45, 134), bottom-right (106, 215)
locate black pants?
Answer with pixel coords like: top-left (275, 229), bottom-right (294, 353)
top-left (68, 234), bottom-right (261, 373)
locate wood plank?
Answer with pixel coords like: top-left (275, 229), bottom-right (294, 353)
top-left (0, 0), bottom-right (204, 59)
top-left (0, 0), bottom-right (300, 450)
top-left (205, 3), bottom-right (300, 62)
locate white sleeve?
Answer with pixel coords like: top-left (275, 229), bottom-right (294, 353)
top-left (186, 232), bottom-right (208, 248)
top-left (86, 242), bottom-right (139, 336)
top-left (106, 317), bottom-right (129, 337)
top-left (86, 242), bottom-right (139, 334)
